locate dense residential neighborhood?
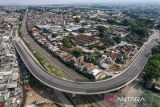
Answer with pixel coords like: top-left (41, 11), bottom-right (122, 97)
top-left (0, 2), bottom-right (160, 107)
top-left (0, 10), bottom-right (23, 107)
top-left (25, 7), bottom-right (141, 80)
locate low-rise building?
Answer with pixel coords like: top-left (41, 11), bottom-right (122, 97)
top-left (76, 34), bottom-right (94, 46)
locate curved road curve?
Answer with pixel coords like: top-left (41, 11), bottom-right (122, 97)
top-left (14, 31), bottom-right (159, 95)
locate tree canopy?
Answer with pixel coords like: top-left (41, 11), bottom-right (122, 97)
top-left (74, 17), bottom-right (81, 23)
top-left (125, 19), bottom-right (150, 46)
top-left (19, 14), bottom-right (24, 22)
top-left (96, 26), bottom-right (108, 38)
top-left (143, 45), bottom-right (160, 81)
top-left (78, 27), bottom-right (85, 33)
top-left (113, 36), bottom-right (122, 44)
top-left (62, 36), bottom-right (73, 48)
top-left (121, 19), bottom-right (129, 26)
top-left (84, 51), bottom-right (102, 64)
top-left (72, 48), bottom-right (83, 57)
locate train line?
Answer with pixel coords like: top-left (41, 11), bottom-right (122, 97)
top-left (21, 13), bottom-right (87, 81)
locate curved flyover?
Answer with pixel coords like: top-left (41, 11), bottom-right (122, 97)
top-left (14, 33), bottom-right (158, 95)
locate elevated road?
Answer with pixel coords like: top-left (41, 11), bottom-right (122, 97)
top-left (14, 30), bottom-right (159, 94)
top-left (22, 13), bottom-right (87, 81)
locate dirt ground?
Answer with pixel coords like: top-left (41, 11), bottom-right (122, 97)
top-left (121, 85), bottom-right (144, 97)
top-left (24, 87), bottom-right (59, 107)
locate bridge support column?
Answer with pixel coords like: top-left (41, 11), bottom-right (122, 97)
top-left (72, 94), bottom-right (76, 97)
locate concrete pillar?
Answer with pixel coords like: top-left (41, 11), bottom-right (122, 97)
top-left (72, 93), bottom-right (76, 97)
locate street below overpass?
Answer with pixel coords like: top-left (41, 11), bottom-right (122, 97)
top-left (14, 29), bottom-right (159, 95)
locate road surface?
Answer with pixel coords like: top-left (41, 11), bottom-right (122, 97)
top-left (21, 13), bottom-right (87, 81)
top-left (14, 29), bottom-right (159, 94)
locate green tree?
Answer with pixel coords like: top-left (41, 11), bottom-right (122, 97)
top-left (84, 51), bottom-right (102, 63)
top-left (97, 26), bottom-right (106, 33)
top-left (19, 14), bottom-right (24, 22)
top-left (94, 51), bottom-right (102, 58)
top-left (84, 55), bottom-right (96, 63)
top-left (113, 36), bottom-right (122, 44)
top-left (121, 19), bottom-right (129, 26)
top-left (144, 19), bottom-right (154, 28)
top-left (143, 45), bottom-right (160, 81)
top-left (125, 19), bottom-right (150, 46)
top-left (96, 26), bottom-right (107, 38)
top-left (62, 37), bottom-right (72, 48)
top-left (78, 27), bottom-right (85, 33)
top-left (107, 19), bottom-right (117, 25)
top-left (72, 49), bottom-right (83, 57)
top-left (156, 24), bottom-right (160, 29)
top-left (151, 45), bottom-right (160, 55)
top-left (144, 54), bottom-right (160, 81)
top-left (74, 17), bottom-right (80, 23)
top-left (88, 44), bottom-right (106, 50)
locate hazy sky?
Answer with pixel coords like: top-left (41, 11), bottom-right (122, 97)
top-left (0, 0), bottom-right (160, 5)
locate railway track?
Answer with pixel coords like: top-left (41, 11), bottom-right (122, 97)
top-left (23, 33), bottom-right (84, 81)
top-left (21, 13), bottom-right (87, 81)
top-left (85, 95), bottom-right (103, 107)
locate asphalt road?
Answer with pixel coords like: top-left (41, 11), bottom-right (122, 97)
top-left (14, 29), bottom-right (159, 94)
top-left (21, 13), bottom-right (87, 81)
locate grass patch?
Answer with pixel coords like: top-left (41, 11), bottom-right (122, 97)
top-left (32, 51), bottom-right (67, 79)
top-left (142, 91), bottom-right (160, 107)
top-left (19, 33), bottom-right (67, 79)
top-left (18, 16), bottom-right (68, 79)
top-left (6, 97), bottom-right (13, 105)
top-left (155, 79), bottom-right (160, 87)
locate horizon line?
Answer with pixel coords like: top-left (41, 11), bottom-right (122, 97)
top-left (0, 2), bottom-right (160, 6)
